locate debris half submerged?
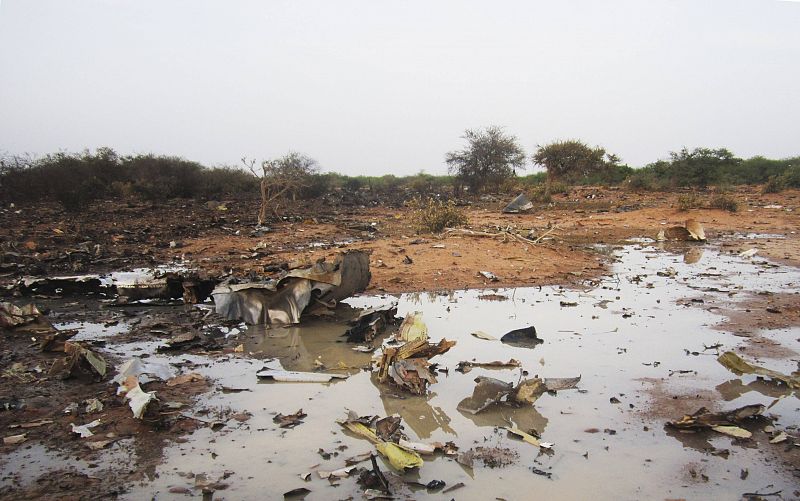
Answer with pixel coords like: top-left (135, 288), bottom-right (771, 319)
top-left (212, 251), bottom-right (371, 325)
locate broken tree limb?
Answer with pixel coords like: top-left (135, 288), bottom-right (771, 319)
top-left (443, 226), bottom-right (557, 246)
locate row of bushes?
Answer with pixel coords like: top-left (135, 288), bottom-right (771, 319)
top-left (1, 148), bottom-right (799, 210)
top-left (0, 149), bottom-right (259, 210)
top-left (627, 150), bottom-right (800, 191)
top-left (0, 149), bottom-right (465, 210)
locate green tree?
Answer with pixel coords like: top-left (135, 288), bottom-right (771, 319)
top-left (445, 126), bottom-right (526, 193)
top-left (532, 140), bottom-right (613, 193)
top-left (667, 147), bottom-right (741, 188)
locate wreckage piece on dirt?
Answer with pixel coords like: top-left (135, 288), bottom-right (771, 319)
top-left (502, 193), bottom-right (534, 214)
top-left (118, 375), bottom-right (157, 419)
top-left (0, 302), bottom-right (44, 329)
top-left (499, 326), bottom-right (542, 349)
top-left (114, 358), bottom-right (174, 385)
top-left (9, 270), bottom-right (218, 303)
top-left (39, 329), bottom-right (78, 352)
top-left (457, 375), bottom-right (581, 414)
top-left (656, 218), bottom-right (706, 242)
top-left (345, 304), bottom-right (399, 343)
top-left (718, 351), bottom-right (800, 390)
top-left (1, 302), bottom-right (63, 339)
top-left (115, 271), bottom-right (185, 302)
top-left (11, 275), bottom-right (110, 297)
top-left (115, 270), bottom-right (218, 304)
top-left (666, 404), bottom-right (765, 439)
top-left (212, 251), bottom-right (371, 325)
top-left (48, 341), bottom-right (107, 380)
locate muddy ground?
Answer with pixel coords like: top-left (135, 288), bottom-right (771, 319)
top-left (1, 186), bottom-right (799, 500)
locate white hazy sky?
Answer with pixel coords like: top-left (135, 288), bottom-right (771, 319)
top-left (1, 0), bottom-right (798, 175)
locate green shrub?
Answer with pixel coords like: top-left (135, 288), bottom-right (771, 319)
top-left (549, 181), bottom-right (570, 195)
top-left (709, 193), bottom-right (738, 212)
top-left (677, 192), bottom-right (703, 211)
top-left (530, 185), bottom-right (551, 203)
top-left (762, 175), bottom-right (786, 194)
top-left (56, 177), bottom-right (106, 211)
top-left (779, 164), bottom-right (800, 187)
top-left (626, 171), bottom-right (657, 191)
top-left (408, 197), bottom-right (467, 233)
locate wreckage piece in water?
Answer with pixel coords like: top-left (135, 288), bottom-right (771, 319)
top-left (212, 251), bottom-right (371, 325)
top-left (656, 219), bottom-right (706, 242)
top-left (345, 303), bottom-right (399, 343)
top-left (500, 326), bottom-right (542, 349)
top-left (256, 367), bottom-right (349, 383)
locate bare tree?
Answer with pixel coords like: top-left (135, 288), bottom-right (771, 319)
top-left (243, 152), bottom-right (319, 225)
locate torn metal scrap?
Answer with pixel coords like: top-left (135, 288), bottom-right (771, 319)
top-left (345, 303), bottom-right (399, 343)
top-left (157, 330), bottom-right (220, 352)
top-left (478, 271), bottom-right (499, 282)
top-left (118, 375), bottom-right (157, 419)
top-left (500, 326), bottom-right (542, 349)
top-left (666, 404), bottom-right (765, 439)
top-left (457, 377), bottom-right (514, 415)
top-left (338, 413), bottom-right (424, 471)
top-left (456, 359), bottom-right (521, 373)
top-left (375, 415), bottom-right (403, 442)
top-left (13, 275), bottom-right (108, 297)
top-left (458, 375), bottom-right (581, 414)
top-left (113, 357), bottom-right (174, 385)
top-left (357, 454), bottom-right (390, 495)
top-left (377, 327), bottom-right (456, 395)
top-left (502, 193), bottom-right (534, 214)
top-left (505, 426), bottom-right (554, 449)
top-left (49, 341), bottom-right (107, 380)
top-left (395, 311), bottom-right (427, 342)
top-left (256, 367), bottom-right (349, 383)
top-left (656, 219), bottom-right (706, 242)
top-left (71, 419), bottom-right (102, 438)
top-left (274, 409), bottom-right (307, 428)
top-left (0, 302), bottom-right (43, 329)
top-left (212, 251), bottom-right (371, 325)
top-left (39, 329), bottom-right (78, 352)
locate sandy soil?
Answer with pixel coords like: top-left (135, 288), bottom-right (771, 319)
top-left (3, 186), bottom-right (798, 293)
top-left (1, 186), bottom-right (799, 499)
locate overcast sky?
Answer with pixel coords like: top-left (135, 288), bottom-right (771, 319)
top-left (0, 1), bottom-right (798, 175)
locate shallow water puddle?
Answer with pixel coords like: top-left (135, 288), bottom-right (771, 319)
top-left (17, 244), bottom-right (799, 500)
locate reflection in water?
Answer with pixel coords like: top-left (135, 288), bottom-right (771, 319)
top-left (371, 374), bottom-right (457, 439)
top-left (663, 426), bottom-right (715, 454)
top-left (406, 291), bottom-right (456, 306)
top-left (655, 242), bottom-right (705, 265)
top-left (458, 404), bottom-right (548, 435)
top-left (716, 378), bottom-right (794, 401)
top-left (683, 247), bottom-right (704, 264)
top-left (244, 321), bottom-right (377, 372)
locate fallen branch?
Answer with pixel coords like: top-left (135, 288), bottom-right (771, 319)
top-left (443, 226), bottom-right (559, 246)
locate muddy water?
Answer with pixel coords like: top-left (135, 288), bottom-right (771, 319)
top-left (11, 243), bottom-right (800, 500)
